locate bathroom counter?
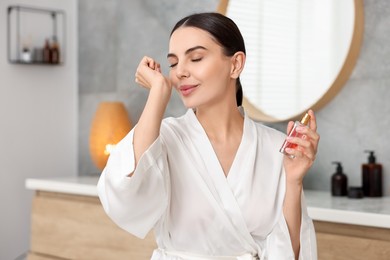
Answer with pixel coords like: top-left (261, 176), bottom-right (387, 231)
top-left (304, 190), bottom-right (390, 228)
top-left (26, 176), bottom-right (99, 197)
top-left (25, 176), bottom-right (390, 229)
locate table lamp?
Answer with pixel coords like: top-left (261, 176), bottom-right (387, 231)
top-left (89, 102), bottom-right (132, 170)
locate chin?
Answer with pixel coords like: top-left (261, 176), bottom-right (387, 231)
top-left (183, 103), bottom-right (196, 110)
top-left (180, 98), bottom-right (197, 109)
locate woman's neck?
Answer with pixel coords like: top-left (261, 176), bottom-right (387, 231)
top-left (195, 103), bottom-right (244, 142)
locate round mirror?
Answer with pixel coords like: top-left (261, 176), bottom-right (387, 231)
top-left (218, 0), bottom-right (364, 122)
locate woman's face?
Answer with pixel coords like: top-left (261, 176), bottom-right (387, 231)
top-left (168, 26), bottom-right (236, 109)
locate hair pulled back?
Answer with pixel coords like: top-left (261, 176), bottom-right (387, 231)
top-left (170, 12), bottom-right (245, 107)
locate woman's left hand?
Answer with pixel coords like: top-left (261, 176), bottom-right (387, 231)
top-left (283, 109), bottom-right (320, 185)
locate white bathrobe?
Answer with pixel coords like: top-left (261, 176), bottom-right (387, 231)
top-left (97, 109), bottom-right (317, 260)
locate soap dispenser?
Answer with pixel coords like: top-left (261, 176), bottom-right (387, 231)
top-left (362, 150), bottom-right (382, 197)
top-left (331, 162), bottom-right (348, 196)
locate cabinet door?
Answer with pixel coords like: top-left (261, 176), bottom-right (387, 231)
top-left (314, 221), bottom-right (390, 260)
top-left (28, 252), bottom-right (57, 260)
top-left (30, 191), bottom-right (156, 260)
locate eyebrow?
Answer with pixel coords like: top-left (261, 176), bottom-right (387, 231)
top-left (167, 45), bottom-right (207, 58)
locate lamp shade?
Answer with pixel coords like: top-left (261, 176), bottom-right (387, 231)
top-left (89, 102), bottom-right (132, 170)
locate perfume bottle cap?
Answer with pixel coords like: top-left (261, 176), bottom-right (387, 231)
top-left (300, 113), bottom-right (311, 125)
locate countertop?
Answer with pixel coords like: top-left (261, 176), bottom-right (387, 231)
top-left (25, 176), bottom-right (390, 229)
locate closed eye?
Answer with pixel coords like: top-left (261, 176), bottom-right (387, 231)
top-left (192, 58), bottom-right (202, 62)
top-left (169, 63), bottom-right (178, 68)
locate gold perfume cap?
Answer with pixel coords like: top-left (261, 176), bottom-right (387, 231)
top-left (300, 113), bottom-right (311, 125)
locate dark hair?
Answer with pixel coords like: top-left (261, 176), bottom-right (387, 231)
top-left (170, 12), bottom-right (245, 107)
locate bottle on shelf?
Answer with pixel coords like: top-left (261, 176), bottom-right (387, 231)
top-left (20, 35), bottom-right (32, 63)
top-left (42, 38), bottom-right (51, 63)
top-left (50, 36), bottom-right (60, 64)
top-left (33, 47), bottom-right (43, 63)
top-left (21, 46), bottom-right (32, 63)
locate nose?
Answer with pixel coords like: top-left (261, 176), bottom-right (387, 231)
top-left (175, 62), bottom-right (190, 79)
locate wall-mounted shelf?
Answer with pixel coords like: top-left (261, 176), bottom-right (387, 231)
top-left (7, 5), bottom-right (66, 65)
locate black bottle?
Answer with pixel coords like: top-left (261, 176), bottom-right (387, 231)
top-left (362, 150), bottom-right (382, 197)
top-left (331, 162), bottom-right (348, 196)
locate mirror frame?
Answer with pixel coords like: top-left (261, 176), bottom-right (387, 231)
top-left (218, 0), bottom-right (364, 122)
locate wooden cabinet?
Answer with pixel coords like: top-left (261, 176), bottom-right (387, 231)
top-left (314, 221), bottom-right (390, 260)
top-left (27, 191), bottom-right (156, 260)
top-left (27, 188), bottom-right (390, 259)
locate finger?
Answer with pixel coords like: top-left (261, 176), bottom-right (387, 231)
top-left (296, 125), bottom-right (319, 141)
top-left (155, 63), bottom-right (161, 72)
top-left (286, 134), bottom-right (315, 155)
top-left (150, 61), bottom-right (158, 70)
top-left (286, 136), bottom-right (311, 149)
top-left (298, 136), bottom-right (316, 160)
top-left (292, 130), bottom-right (319, 156)
top-left (135, 63), bottom-right (156, 82)
top-left (285, 145), bottom-right (316, 162)
top-left (286, 121), bottom-right (294, 134)
top-left (284, 147), bottom-right (303, 159)
top-left (141, 56), bottom-right (157, 70)
top-left (308, 109), bottom-right (317, 131)
top-left (147, 59), bottom-right (155, 70)
top-left (301, 140), bottom-right (317, 161)
top-left (141, 56), bottom-right (152, 66)
top-left (300, 127), bottom-right (320, 154)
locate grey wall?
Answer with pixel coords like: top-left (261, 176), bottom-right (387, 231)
top-left (78, 1), bottom-right (390, 195)
top-left (78, 0), bottom-right (219, 175)
top-left (0, 0), bottom-right (78, 259)
top-left (290, 0), bottom-right (390, 194)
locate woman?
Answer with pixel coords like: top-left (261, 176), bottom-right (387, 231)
top-left (98, 12), bottom-right (319, 260)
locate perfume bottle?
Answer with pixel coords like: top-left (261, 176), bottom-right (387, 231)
top-left (279, 112), bottom-right (311, 158)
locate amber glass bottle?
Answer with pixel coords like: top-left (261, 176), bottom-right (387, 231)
top-left (42, 39), bottom-right (51, 63)
top-left (362, 150), bottom-right (382, 197)
top-left (331, 162), bottom-right (348, 196)
top-left (50, 36), bottom-right (60, 64)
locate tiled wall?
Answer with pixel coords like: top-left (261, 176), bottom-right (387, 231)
top-left (78, 0), bottom-right (390, 196)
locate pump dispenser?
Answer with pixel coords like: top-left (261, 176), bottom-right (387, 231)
top-left (331, 162), bottom-right (348, 196)
top-left (362, 150), bottom-right (382, 197)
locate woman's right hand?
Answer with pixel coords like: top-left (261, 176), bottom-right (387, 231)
top-left (133, 57), bottom-right (172, 168)
top-left (135, 56), bottom-right (172, 96)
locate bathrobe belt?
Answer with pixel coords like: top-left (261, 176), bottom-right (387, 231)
top-left (152, 248), bottom-right (264, 260)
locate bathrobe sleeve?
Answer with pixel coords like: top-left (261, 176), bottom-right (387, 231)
top-left (97, 127), bottom-right (170, 239)
top-left (265, 191), bottom-right (317, 260)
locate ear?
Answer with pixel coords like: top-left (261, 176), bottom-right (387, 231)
top-left (230, 51), bottom-right (246, 79)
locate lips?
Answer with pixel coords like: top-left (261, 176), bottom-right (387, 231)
top-left (179, 84), bottom-right (198, 96)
